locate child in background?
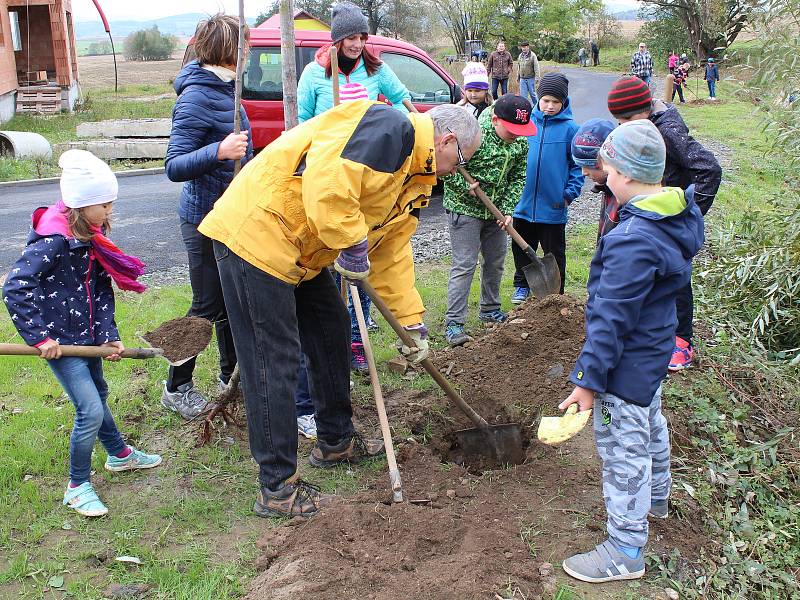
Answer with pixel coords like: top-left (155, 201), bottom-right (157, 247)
top-left (442, 94), bottom-right (535, 346)
top-left (512, 72), bottom-right (583, 301)
top-left (457, 62), bottom-right (492, 118)
top-left (607, 76), bottom-right (721, 370)
top-left (704, 57), bottom-right (719, 100)
top-left (3, 150), bottom-right (162, 517)
top-left (570, 118), bottom-right (618, 242)
top-left (559, 120), bottom-right (704, 583)
top-left (670, 62), bottom-right (689, 103)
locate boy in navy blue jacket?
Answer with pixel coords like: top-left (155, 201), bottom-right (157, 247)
top-left (558, 120), bottom-right (704, 584)
top-left (512, 73), bottom-right (583, 301)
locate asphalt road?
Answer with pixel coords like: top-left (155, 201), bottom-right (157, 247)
top-left (0, 68), bottom-right (618, 274)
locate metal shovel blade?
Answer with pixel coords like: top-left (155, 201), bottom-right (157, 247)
top-left (522, 253), bottom-right (562, 299)
top-left (455, 423), bottom-right (526, 466)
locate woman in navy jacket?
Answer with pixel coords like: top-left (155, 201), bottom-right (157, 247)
top-left (161, 14), bottom-right (253, 419)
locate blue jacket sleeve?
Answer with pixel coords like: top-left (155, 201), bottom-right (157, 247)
top-left (564, 127), bottom-right (584, 202)
top-left (297, 64), bottom-right (318, 123)
top-left (379, 64), bottom-right (411, 112)
top-left (165, 93), bottom-right (224, 182)
top-left (570, 233), bottom-right (660, 392)
top-left (93, 267), bottom-right (119, 344)
top-left (2, 239), bottom-right (59, 346)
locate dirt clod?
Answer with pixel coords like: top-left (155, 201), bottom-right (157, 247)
top-left (142, 316), bottom-right (212, 362)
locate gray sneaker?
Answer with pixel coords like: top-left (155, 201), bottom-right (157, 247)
top-left (649, 498), bottom-right (668, 519)
top-left (562, 539), bottom-right (645, 583)
top-left (445, 321), bottom-right (472, 347)
top-left (161, 381), bottom-right (208, 420)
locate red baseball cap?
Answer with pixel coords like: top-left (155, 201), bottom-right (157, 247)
top-left (493, 94), bottom-right (537, 136)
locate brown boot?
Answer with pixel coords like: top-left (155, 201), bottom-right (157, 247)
top-left (309, 432), bottom-right (385, 468)
top-left (253, 476), bottom-right (334, 518)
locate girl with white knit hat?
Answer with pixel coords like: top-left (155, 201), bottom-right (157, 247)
top-left (457, 62), bottom-right (493, 118)
top-left (2, 150), bottom-right (161, 517)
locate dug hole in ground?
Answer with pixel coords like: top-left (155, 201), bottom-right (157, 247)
top-left (241, 295), bottom-right (709, 599)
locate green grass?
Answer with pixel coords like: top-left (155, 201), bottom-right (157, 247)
top-left (0, 84), bottom-right (174, 182)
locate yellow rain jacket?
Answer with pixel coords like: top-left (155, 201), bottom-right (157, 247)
top-left (198, 100), bottom-right (437, 326)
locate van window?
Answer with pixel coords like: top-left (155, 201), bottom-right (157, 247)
top-left (380, 53), bottom-right (451, 104)
top-left (243, 46), bottom-right (317, 101)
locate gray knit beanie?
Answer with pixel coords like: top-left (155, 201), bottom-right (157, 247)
top-left (599, 119), bottom-right (665, 184)
top-left (331, 2), bottom-right (369, 43)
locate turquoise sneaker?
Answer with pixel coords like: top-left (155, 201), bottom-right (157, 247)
top-left (104, 446), bottom-right (163, 472)
top-left (63, 482), bottom-right (108, 517)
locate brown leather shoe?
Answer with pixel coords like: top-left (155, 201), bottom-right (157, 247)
top-left (253, 477), bottom-right (334, 518)
top-left (309, 432), bottom-right (385, 468)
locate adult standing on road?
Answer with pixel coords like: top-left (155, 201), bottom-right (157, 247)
top-left (198, 102), bottom-right (481, 518)
top-left (296, 1), bottom-right (413, 422)
top-left (487, 41), bottom-right (514, 98)
top-left (590, 40), bottom-right (600, 66)
top-left (297, 1), bottom-right (411, 121)
top-left (517, 41), bottom-right (541, 105)
top-left (161, 14), bottom-right (253, 420)
top-left (630, 42), bottom-right (653, 87)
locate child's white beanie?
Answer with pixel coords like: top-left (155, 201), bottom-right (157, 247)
top-left (462, 62), bottom-right (489, 90)
top-left (59, 149), bottom-right (118, 208)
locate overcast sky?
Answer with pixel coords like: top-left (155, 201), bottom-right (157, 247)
top-left (71, 0), bottom-right (640, 23)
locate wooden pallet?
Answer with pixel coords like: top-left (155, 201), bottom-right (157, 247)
top-left (16, 87), bottom-right (61, 114)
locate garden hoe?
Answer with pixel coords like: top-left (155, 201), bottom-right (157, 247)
top-left (456, 166), bottom-right (561, 299)
top-left (349, 283), bottom-right (404, 503)
top-left (360, 280), bottom-right (525, 466)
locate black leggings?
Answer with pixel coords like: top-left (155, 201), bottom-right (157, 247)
top-left (511, 219), bottom-right (566, 294)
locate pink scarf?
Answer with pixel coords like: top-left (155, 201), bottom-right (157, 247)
top-left (33, 201), bottom-right (147, 293)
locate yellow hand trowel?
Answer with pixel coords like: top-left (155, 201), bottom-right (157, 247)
top-left (537, 404), bottom-right (592, 445)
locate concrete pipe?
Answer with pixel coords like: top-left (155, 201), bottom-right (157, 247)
top-left (0, 131), bottom-right (53, 160)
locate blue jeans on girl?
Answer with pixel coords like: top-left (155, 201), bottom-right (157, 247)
top-left (48, 356), bottom-right (127, 484)
top-left (707, 80), bottom-right (717, 98)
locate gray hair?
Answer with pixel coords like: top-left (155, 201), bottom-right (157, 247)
top-left (428, 104), bottom-right (481, 148)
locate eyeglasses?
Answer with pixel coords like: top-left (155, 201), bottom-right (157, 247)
top-left (448, 129), bottom-right (467, 166)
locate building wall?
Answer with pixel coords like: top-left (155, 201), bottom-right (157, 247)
top-left (0, 0), bottom-right (19, 96)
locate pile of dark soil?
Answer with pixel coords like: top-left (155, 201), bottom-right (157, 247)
top-left (142, 316), bottom-right (212, 362)
top-left (245, 295), bottom-right (709, 599)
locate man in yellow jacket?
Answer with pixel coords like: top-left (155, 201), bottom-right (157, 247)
top-left (199, 100), bottom-right (481, 518)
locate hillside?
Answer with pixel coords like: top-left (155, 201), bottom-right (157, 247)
top-left (74, 12), bottom-right (257, 40)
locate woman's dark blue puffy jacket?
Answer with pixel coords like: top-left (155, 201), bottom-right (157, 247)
top-left (166, 61), bottom-right (253, 224)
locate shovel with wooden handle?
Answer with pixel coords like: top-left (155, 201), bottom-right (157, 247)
top-left (0, 343), bottom-right (163, 360)
top-left (349, 283), bottom-right (404, 503)
top-left (359, 280), bottom-right (525, 466)
top-left (456, 166), bottom-right (561, 299)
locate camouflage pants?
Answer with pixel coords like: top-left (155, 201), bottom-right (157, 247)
top-left (594, 386), bottom-right (671, 548)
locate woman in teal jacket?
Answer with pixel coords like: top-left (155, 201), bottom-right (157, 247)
top-left (512, 73), bottom-right (584, 300)
top-left (296, 3), bottom-right (410, 122)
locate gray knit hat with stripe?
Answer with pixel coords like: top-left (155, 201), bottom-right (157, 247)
top-left (331, 2), bottom-right (369, 43)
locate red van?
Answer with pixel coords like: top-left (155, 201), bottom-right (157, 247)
top-left (184, 27), bottom-right (461, 150)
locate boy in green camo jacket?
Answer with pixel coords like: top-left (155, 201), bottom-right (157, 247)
top-left (442, 94), bottom-right (536, 346)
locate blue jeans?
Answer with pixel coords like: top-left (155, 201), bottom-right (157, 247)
top-left (48, 357), bottom-right (127, 484)
top-left (707, 80), bottom-right (716, 98)
top-left (333, 272), bottom-right (371, 344)
top-left (295, 353), bottom-right (314, 417)
top-left (215, 243), bottom-right (353, 490)
top-left (491, 77), bottom-right (508, 98)
top-left (638, 74), bottom-right (651, 88)
top-left (519, 78), bottom-right (537, 107)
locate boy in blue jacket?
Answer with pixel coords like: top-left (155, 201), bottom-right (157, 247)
top-left (512, 73), bottom-right (583, 301)
top-left (704, 57), bottom-right (719, 100)
top-left (558, 120), bottom-right (704, 583)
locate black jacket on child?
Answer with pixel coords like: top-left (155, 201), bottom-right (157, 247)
top-left (3, 208), bottom-right (119, 347)
top-left (649, 100), bottom-right (721, 215)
